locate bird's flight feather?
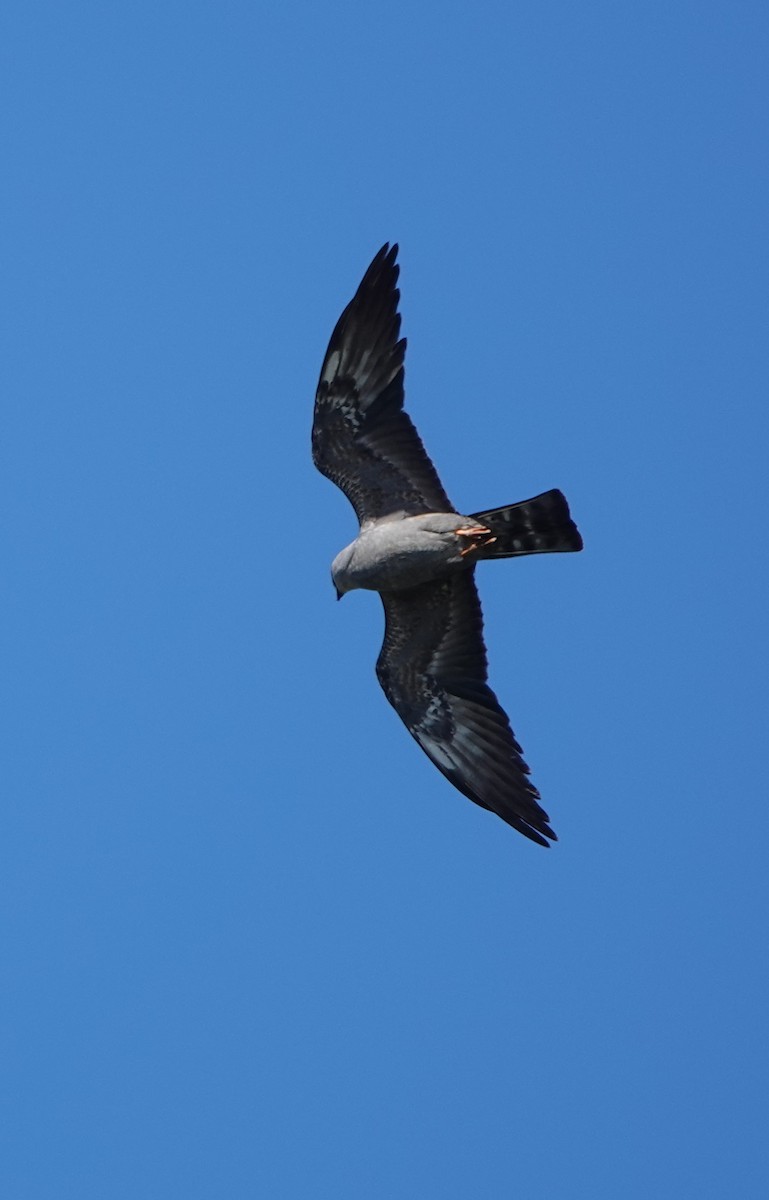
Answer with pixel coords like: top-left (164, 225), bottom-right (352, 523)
top-left (312, 244), bottom-right (454, 523)
top-left (376, 573), bottom-right (556, 846)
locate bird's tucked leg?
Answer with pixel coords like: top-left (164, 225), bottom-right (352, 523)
top-left (456, 525), bottom-right (497, 557)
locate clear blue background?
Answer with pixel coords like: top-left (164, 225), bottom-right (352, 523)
top-left (2, 2), bottom-right (767, 1196)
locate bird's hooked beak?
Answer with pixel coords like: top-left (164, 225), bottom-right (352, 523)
top-left (335, 586), bottom-right (343, 601)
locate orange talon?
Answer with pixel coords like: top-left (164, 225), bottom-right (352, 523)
top-left (458, 532), bottom-right (497, 557)
top-left (456, 525), bottom-right (491, 538)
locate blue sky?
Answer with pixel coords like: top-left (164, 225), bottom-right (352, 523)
top-left (2, 1), bottom-right (768, 1196)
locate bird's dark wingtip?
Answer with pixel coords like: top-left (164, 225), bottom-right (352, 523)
top-left (524, 827), bottom-right (556, 848)
top-left (503, 810), bottom-right (558, 847)
top-left (371, 242), bottom-right (399, 269)
top-left (356, 244), bottom-right (400, 305)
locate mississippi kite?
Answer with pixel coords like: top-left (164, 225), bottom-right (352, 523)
top-left (312, 245), bottom-right (582, 845)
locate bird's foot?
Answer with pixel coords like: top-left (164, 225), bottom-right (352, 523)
top-left (456, 525), bottom-right (490, 538)
top-left (456, 526), bottom-right (497, 557)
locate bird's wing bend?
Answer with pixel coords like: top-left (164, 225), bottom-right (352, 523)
top-left (376, 572), bottom-right (556, 846)
top-left (312, 243), bottom-right (454, 524)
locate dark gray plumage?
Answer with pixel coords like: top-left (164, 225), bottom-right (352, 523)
top-left (312, 244), bottom-right (582, 846)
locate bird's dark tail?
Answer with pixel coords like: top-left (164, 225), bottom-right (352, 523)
top-left (470, 489), bottom-right (583, 558)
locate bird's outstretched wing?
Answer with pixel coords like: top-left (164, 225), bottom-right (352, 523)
top-left (312, 244), bottom-right (454, 524)
top-left (376, 572), bottom-right (556, 846)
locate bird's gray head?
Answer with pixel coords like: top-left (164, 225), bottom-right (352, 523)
top-left (330, 543), bottom-right (355, 600)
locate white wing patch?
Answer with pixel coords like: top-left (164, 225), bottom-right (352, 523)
top-left (321, 350), bottom-right (341, 383)
top-left (414, 728), bottom-right (456, 772)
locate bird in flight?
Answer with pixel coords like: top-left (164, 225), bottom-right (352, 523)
top-left (312, 245), bottom-right (582, 845)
